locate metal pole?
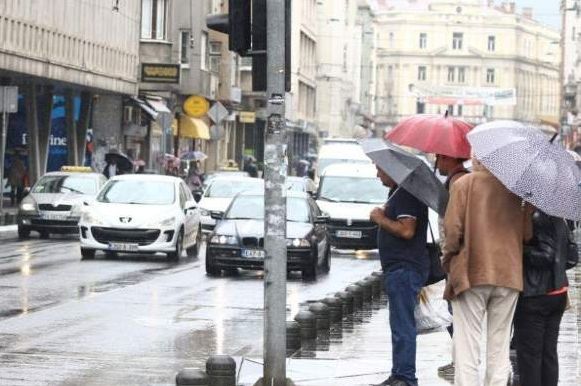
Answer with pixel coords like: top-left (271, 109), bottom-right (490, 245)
top-left (263, 0), bottom-right (287, 384)
top-left (0, 89), bottom-right (6, 214)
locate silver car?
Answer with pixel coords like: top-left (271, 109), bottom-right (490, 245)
top-left (17, 170), bottom-right (107, 239)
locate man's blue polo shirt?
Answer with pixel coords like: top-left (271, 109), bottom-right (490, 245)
top-left (377, 187), bottom-right (429, 274)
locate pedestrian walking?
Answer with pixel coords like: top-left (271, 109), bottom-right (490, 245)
top-left (186, 160), bottom-right (204, 190)
top-left (435, 154), bottom-right (469, 378)
top-left (370, 166), bottom-right (429, 386)
top-left (442, 159), bottom-right (532, 386)
top-left (513, 209), bottom-right (578, 386)
top-left (7, 157), bottom-right (26, 206)
top-left (243, 156), bottom-right (258, 178)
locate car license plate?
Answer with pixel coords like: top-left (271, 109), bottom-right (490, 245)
top-left (241, 249), bottom-right (265, 259)
top-left (42, 213), bottom-right (68, 221)
top-left (336, 230), bottom-right (362, 239)
top-left (108, 243), bottom-right (139, 252)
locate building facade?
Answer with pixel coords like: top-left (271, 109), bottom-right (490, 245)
top-left (0, 0), bottom-right (140, 182)
top-left (316, 0), bottom-right (365, 139)
top-left (562, 0), bottom-right (581, 149)
top-left (372, 0), bottom-right (561, 132)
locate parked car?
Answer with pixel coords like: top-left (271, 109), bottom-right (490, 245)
top-left (17, 167), bottom-right (107, 239)
top-left (315, 142), bottom-right (371, 181)
top-left (206, 190), bottom-right (330, 280)
top-left (78, 174), bottom-right (202, 261)
top-left (201, 170), bottom-right (251, 191)
top-left (196, 176), bottom-right (264, 233)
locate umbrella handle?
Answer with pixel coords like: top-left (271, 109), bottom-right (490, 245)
top-left (549, 133), bottom-right (558, 144)
top-left (384, 186), bottom-right (401, 207)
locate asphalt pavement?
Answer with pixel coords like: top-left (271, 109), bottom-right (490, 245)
top-left (0, 232), bottom-right (578, 385)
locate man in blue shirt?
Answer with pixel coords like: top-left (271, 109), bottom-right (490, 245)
top-left (370, 165), bottom-right (429, 386)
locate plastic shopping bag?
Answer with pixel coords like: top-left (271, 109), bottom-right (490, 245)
top-left (414, 288), bottom-right (452, 334)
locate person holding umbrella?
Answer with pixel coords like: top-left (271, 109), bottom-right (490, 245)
top-left (362, 139), bottom-right (448, 386)
top-left (386, 111), bottom-right (474, 378)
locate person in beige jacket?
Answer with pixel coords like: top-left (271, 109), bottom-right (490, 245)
top-left (442, 160), bottom-right (532, 386)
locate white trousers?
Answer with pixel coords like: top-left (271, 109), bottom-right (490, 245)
top-left (451, 285), bottom-right (519, 386)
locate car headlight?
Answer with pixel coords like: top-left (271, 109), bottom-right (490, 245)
top-left (159, 216), bottom-right (176, 227)
top-left (20, 202), bottom-right (37, 212)
top-left (210, 235), bottom-right (238, 245)
top-left (200, 209), bottom-right (210, 217)
top-left (81, 211), bottom-right (103, 225)
top-left (287, 238), bottom-right (311, 248)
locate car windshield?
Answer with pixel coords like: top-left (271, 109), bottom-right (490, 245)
top-left (32, 175), bottom-right (97, 195)
top-left (286, 178), bottom-right (306, 192)
top-left (318, 176), bottom-right (387, 204)
top-left (206, 179), bottom-right (263, 198)
top-left (226, 195), bottom-right (310, 223)
top-left (97, 180), bottom-right (175, 205)
top-left (317, 158), bottom-right (369, 176)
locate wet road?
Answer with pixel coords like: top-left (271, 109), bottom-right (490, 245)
top-left (0, 234), bottom-right (379, 385)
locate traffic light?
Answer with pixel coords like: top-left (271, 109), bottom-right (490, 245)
top-left (206, 0), bottom-right (251, 54)
top-left (206, 0), bottom-right (291, 92)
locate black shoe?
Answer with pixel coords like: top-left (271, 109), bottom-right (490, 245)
top-left (371, 375), bottom-right (396, 386)
top-left (437, 362), bottom-right (455, 376)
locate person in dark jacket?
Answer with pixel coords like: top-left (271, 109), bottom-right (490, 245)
top-left (513, 210), bottom-right (578, 386)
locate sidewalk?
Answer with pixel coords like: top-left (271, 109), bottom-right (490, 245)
top-left (0, 197), bottom-right (19, 238)
top-left (236, 270), bottom-right (581, 386)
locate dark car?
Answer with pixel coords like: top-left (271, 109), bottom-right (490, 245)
top-left (205, 190), bottom-right (330, 280)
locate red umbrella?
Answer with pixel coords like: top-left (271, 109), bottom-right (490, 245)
top-left (385, 112), bottom-right (474, 159)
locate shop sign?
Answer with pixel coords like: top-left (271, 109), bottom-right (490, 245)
top-left (239, 111), bottom-right (256, 123)
top-left (183, 95), bottom-right (209, 118)
top-left (141, 63), bottom-right (180, 84)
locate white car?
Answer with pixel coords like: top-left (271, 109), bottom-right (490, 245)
top-left (79, 174), bottom-right (202, 261)
top-left (197, 176), bottom-right (264, 233)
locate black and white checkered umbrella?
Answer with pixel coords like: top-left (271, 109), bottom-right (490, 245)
top-left (467, 120), bottom-right (581, 220)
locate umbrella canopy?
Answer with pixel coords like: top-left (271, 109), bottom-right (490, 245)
top-left (360, 138), bottom-right (449, 216)
top-left (105, 151), bottom-right (133, 172)
top-left (468, 120), bottom-right (581, 221)
top-left (386, 113), bottom-right (474, 159)
top-left (180, 151), bottom-right (208, 161)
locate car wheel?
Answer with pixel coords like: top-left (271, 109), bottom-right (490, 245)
top-left (186, 225), bottom-right (203, 258)
top-left (17, 226), bottom-right (30, 239)
top-left (302, 255), bottom-right (318, 281)
top-left (168, 230), bottom-right (183, 261)
top-left (105, 251), bottom-right (117, 259)
top-left (205, 250), bottom-right (221, 277)
top-left (81, 248), bottom-right (96, 260)
top-left (39, 231), bottom-right (50, 239)
top-left (322, 244), bottom-right (331, 273)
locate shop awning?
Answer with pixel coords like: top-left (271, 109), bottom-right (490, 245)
top-left (130, 97), bottom-right (158, 119)
top-left (538, 115), bottom-right (560, 129)
top-left (146, 98), bottom-right (172, 114)
top-left (173, 114), bottom-right (211, 139)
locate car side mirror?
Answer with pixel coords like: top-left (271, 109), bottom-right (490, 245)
top-left (314, 215), bottom-right (330, 224)
top-left (185, 200), bottom-right (197, 214)
top-left (210, 211), bottom-right (224, 220)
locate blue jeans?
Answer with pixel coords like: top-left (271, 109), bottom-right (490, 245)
top-left (384, 267), bottom-right (427, 386)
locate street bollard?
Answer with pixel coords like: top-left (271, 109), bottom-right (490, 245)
top-left (206, 355), bottom-right (236, 386)
top-left (308, 302), bottom-right (330, 330)
top-left (321, 296), bottom-right (343, 323)
top-left (294, 310), bottom-right (317, 340)
top-left (356, 280), bottom-right (373, 303)
top-left (335, 291), bottom-right (354, 315)
top-left (345, 284), bottom-right (364, 310)
top-left (176, 368), bottom-right (209, 386)
top-left (286, 320), bottom-right (301, 355)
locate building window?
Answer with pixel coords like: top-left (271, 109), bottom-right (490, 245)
top-left (486, 68), bottom-right (495, 84)
top-left (452, 32), bottom-right (463, 50)
top-left (141, 0), bottom-right (167, 40)
top-left (488, 35), bottom-right (495, 51)
top-left (419, 33), bottom-right (427, 49)
top-left (418, 66), bottom-right (427, 81)
top-left (179, 30), bottom-right (191, 65)
top-left (389, 32), bottom-right (394, 48)
top-left (200, 31), bottom-right (208, 70)
top-left (457, 105), bottom-right (463, 116)
top-left (448, 105), bottom-right (454, 116)
top-left (209, 41), bottom-right (222, 73)
top-left (458, 67), bottom-right (466, 83)
top-left (447, 66), bottom-right (455, 82)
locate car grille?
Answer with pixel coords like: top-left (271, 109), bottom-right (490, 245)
top-left (30, 219), bottom-right (78, 227)
top-left (38, 204), bottom-right (72, 212)
top-left (328, 219), bottom-right (374, 228)
top-left (242, 237), bottom-right (264, 247)
top-left (91, 227), bottom-right (161, 246)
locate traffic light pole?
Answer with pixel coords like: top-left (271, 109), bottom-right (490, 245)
top-left (263, 0), bottom-right (287, 384)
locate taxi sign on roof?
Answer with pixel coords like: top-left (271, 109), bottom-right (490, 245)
top-left (61, 166), bottom-right (93, 173)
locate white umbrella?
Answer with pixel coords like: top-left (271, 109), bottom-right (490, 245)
top-left (467, 120), bottom-right (581, 220)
